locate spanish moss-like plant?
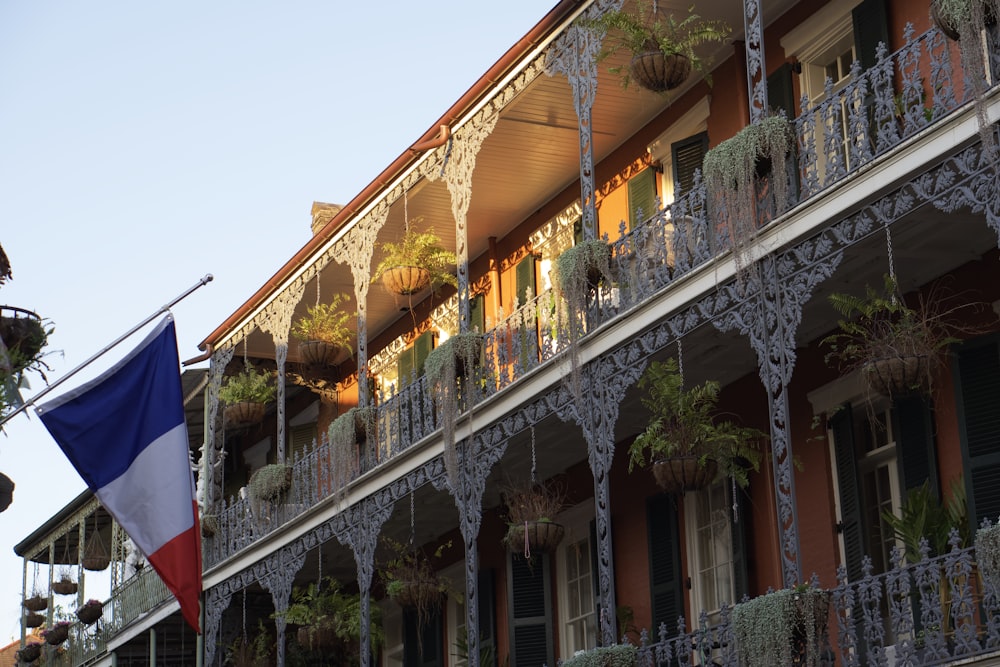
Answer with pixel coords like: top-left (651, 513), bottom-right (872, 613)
top-left (219, 362), bottom-right (277, 405)
top-left (733, 585), bottom-right (829, 667)
top-left (931, 0), bottom-right (1000, 159)
top-left (553, 238), bottom-right (612, 405)
top-left (976, 516), bottom-right (1000, 592)
top-left (424, 332), bottom-right (482, 488)
top-left (248, 463), bottom-right (293, 502)
top-left (703, 113), bottom-right (793, 282)
top-left (561, 643), bottom-right (638, 667)
top-left (327, 406), bottom-right (374, 502)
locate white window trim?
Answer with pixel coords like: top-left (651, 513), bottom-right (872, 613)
top-left (647, 97), bottom-right (710, 205)
top-left (555, 501), bottom-right (597, 660)
top-left (780, 0), bottom-right (862, 101)
top-left (682, 483), bottom-right (736, 621)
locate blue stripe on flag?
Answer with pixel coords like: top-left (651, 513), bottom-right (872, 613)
top-left (37, 316), bottom-right (185, 491)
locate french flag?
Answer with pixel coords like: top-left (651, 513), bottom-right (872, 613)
top-left (37, 316), bottom-right (202, 633)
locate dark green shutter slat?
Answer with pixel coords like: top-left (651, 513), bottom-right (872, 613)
top-left (956, 341), bottom-right (1000, 526)
top-left (289, 423), bottom-right (316, 462)
top-left (573, 217), bottom-right (585, 245)
top-left (628, 167), bottom-right (657, 229)
top-left (478, 568), bottom-right (497, 667)
top-left (470, 293), bottom-right (486, 334)
top-left (507, 553), bottom-right (552, 667)
top-left (514, 255), bottom-right (537, 307)
top-left (413, 330), bottom-right (435, 377)
top-left (766, 62), bottom-right (796, 119)
top-left (671, 132), bottom-right (709, 197)
top-left (398, 346), bottom-right (415, 388)
top-left (831, 404), bottom-right (864, 582)
top-left (647, 494), bottom-right (682, 637)
top-left (852, 0), bottom-right (890, 71)
top-left (893, 395), bottom-right (939, 496)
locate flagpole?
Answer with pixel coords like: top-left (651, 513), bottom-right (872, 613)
top-left (0, 273), bottom-right (213, 426)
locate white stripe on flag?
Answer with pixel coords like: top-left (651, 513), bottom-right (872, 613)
top-left (96, 422), bottom-right (194, 557)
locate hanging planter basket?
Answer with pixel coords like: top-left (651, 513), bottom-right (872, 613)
top-left (391, 578), bottom-right (443, 610)
top-left (224, 401), bottom-right (266, 427)
top-left (51, 578), bottom-right (78, 596)
top-left (863, 354), bottom-right (930, 397)
top-left (382, 266), bottom-right (432, 296)
top-left (629, 49), bottom-right (692, 92)
top-left (24, 612), bottom-right (44, 629)
top-left (43, 623), bottom-right (69, 645)
top-left (16, 642), bottom-right (42, 663)
top-left (82, 522), bottom-right (111, 572)
top-left (653, 456), bottom-right (718, 494)
top-left (0, 307), bottom-right (46, 364)
top-left (201, 514), bottom-right (218, 538)
top-left (76, 600), bottom-right (104, 626)
top-left (0, 472), bottom-right (14, 513)
top-left (23, 595), bottom-right (47, 612)
top-left (506, 521), bottom-right (566, 554)
top-left (298, 340), bottom-right (350, 367)
top-left (248, 463), bottom-right (293, 502)
top-left (297, 618), bottom-right (343, 652)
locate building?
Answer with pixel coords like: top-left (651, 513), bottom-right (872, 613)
top-left (15, 0), bottom-right (1000, 664)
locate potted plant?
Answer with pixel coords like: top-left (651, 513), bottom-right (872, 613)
top-left (201, 513), bottom-right (219, 538)
top-left (42, 620), bottom-right (71, 646)
top-left (501, 480), bottom-right (567, 556)
top-left (587, 1), bottom-right (731, 93)
top-left (424, 332), bottom-right (484, 486)
top-left (23, 590), bottom-right (47, 613)
top-left (0, 307), bottom-right (50, 372)
top-left (219, 362), bottom-right (276, 427)
top-left (822, 275), bottom-right (965, 399)
top-left (24, 612), bottom-right (44, 629)
top-left (976, 516), bottom-right (1000, 593)
top-left (16, 641), bottom-right (43, 663)
top-left (732, 583), bottom-right (830, 667)
top-left (561, 643), bottom-right (638, 667)
top-left (627, 358), bottom-right (765, 493)
top-left (0, 471), bottom-right (12, 513)
top-left (291, 293), bottom-right (354, 367)
top-left (379, 536), bottom-right (454, 652)
top-left (373, 225), bottom-right (457, 297)
top-left (51, 567), bottom-right (77, 596)
top-left (225, 620), bottom-right (272, 667)
top-left (248, 463), bottom-right (293, 502)
top-left (702, 113), bottom-right (793, 280)
top-left (279, 576), bottom-right (383, 658)
top-left (75, 599), bottom-right (104, 626)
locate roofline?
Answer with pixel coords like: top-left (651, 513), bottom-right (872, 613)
top-left (13, 488), bottom-right (93, 557)
top-left (198, 0), bottom-right (585, 352)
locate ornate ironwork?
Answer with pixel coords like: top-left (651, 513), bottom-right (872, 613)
top-left (257, 285), bottom-right (304, 463)
top-left (203, 345), bottom-right (234, 514)
top-left (742, 0), bottom-right (768, 123)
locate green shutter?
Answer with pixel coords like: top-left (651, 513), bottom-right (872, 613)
top-left (766, 63), bottom-right (796, 119)
top-left (470, 293), bottom-right (486, 334)
top-left (831, 404), bottom-right (864, 582)
top-left (514, 255), bottom-right (536, 307)
top-left (404, 606), bottom-right (443, 667)
top-left (893, 395), bottom-right (939, 496)
top-left (573, 217), bottom-right (585, 245)
top-left (852, 0), bottom-right (890, 71)
top-left (955, 340), bottom-right (1000, 527)
top-left (413, 330), bottom-right (435, 376)
top-left (397, 346), bottom-right (415, 388)
top-left (647, 494), bottom-right (682, 637)
top-left (507, 553), bottom-right (553, 667)
top-left (289, 423), bottom-right (316, 463)
top-left (671, 132), bottom-right (709, 197)
top-left (731, 486), bottom-right (751, 602)
top-left (478, 568), bottom-right (497, 667)
top-left (628, 167), bottom-right (657, 229)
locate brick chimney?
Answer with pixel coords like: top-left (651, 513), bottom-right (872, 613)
top-left (311, 202), bottom-right (343, 236)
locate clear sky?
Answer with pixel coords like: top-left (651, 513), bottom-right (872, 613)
top-left (0, 0), bottom-right (549, 642)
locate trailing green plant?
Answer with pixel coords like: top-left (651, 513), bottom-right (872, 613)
top-left (424, 332), bottom-right (483, 487)
top-left (732, 583), bottom-right (829, 667)
top-left (560, 643), bottom-right (638, 667)
top-left (277, 576), bottom-right (383, 661)
top-left (373, 225), bottom-right (457, 293)
top-left (291, 293), bottom-right (353, 350)
top-left (327, 406), bottom-right (375, 502)
top-left (553, 238), bottom-right (613, 406)
top-left (882, 477), bottom-right (969, 563)
top-left (248, 463), bottom-right (293, 502)
top-left (585, 0), bottom-right (730, 91)
top-left (975, 515), bottom-right (1000, 591)
top-left (931, 0), bottom-right (1000, 158)
top-left (226, 620), bottom-right (272, 667)
top-left (822, 275), bottom-right (972, 398)
top-left (379, 536), bottom-right (455, 654)
top-left (219, 362), bottom-right (276, 405)
top-left (627, 358), bottom-right (765, 489)
top-left (703, 113), bottom-right (793, 282)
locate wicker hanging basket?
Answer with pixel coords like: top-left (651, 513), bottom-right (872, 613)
top-left (382, 266), bottom-right (431, 296)
top-left (224, 401), bottom-right (266, 427)
top-left (43, 623), bottom-right (69, 645)
top-left (24, 612), bottom-right (44, 628)
top-left (0, 472), bottom-right (13, 513)
top-left (76, 601), bottom-right (104, 625)
top-left (82, 519), bottom-right (111, 571)
top-left (652, 456), bottom-right (718, 494)
top-left (298, 340), bottom-right (350, 367)
top-left (51, 578), bottom-right (77, 596)
top-left (629, 50), bottom-right (692, 92)
top-left (863, 354), bottom-right (930, 397)
top-left (16, 642), bottom-right (42, 663)
top-left (23, 595), bottom-right (47, 612)
top-left (506, 521), bottom-right (566, 554)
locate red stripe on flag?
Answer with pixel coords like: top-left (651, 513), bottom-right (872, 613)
top-left (147, 501), bottom-right (202, 633)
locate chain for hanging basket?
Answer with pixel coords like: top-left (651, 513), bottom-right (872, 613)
top-left (82, 515), bottom-right (110, 571)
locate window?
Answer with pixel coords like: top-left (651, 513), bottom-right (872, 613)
top-left (648, 97), bottom-right (710, 206)
top-left (684, 482), bottom-right (736, 625)
top-left (954, 337), bottom-right (1000, 527)
top-left (556, 503), bottom-right (598, 659)
top-left (507, 551), bottom-right (553, 667)
top-left (445, 565), bottom-right (497, 667)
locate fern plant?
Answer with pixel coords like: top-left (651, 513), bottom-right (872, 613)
top-left (291, 293), bottom-right (353, 349)
top-left (373, 225), bottom-right (457, 294)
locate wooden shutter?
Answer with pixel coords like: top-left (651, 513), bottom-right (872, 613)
top-left (397, 347), bottom-right (415, 388)
top-left (831, 404), bottom-right (864, 582)
top-left (288, 423), bottom-right (316, 463)
top-left (892, 395), bottom-right (939, 496)
top-left (647, 494), bottom-right (683, 636)
top-left (470, 293), bottom-right (486, 334)
top-left (731, 486), bottom-right (752, 602)
top-left (955, 340), bottom-right (1000, 526)
top-left (514, 255), bottom-right (537, 307)
top-left (397, 330), bottom-right (435, 388)
top-left (766, 63), bottom-right (796, 119)
top-left (478, 568), bottom-right (497, 667)
top-left (852, 0), bottom-right (890, 71)
top-left (404, 606), bottom-right (443, 667)
top-left (507, 553), bottom-right (553, 667)
top-left (573, 217), bottom-right (585, 245)
top-left (671, 132), bottom-right (709, 197)
top-left (627, 167), bottom-right (657, 229)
